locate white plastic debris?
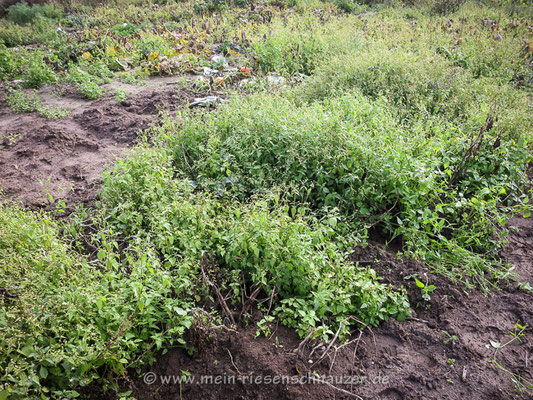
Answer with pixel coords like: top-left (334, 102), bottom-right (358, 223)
top-left (210, 55), bottom-right (228, 67)
top-left (194, 67), bottom-right (218, 77)
top-left (189, 96), bottom-right (222, 108)
top-left (266, 74), bottom-right (286, 85)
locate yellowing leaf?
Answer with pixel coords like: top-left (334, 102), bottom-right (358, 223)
top-left (148, 52), bottom-right (160, 61)
top-left (81, 51), bottom-right (93, 61)
top-left (106, 45), bottom-right (117, 57)
top-left (165, 49), bottom-right (179, 57)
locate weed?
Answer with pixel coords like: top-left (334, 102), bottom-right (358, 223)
top-left (115, 89), bottom-right (128, 102)
top-left (414, 275), bottom-right (437, 302)
top-left (38, 106), bottom-right (70, 120)
top-left (6, 89), bottom-right (40, 113)
top-left (111, 22), bottom-right (138, 36)
top-left (6, 88), bottom-right (69, 119)
top-left (442, 330), bottom-right (458, 345)
top-left (0, 1), bottom-right (531, 398)
top-left (0, 205), bottom-right (194, 399)
top-left (255, 316), bottom-right (275, 338)
top-left (21, 55), bottom-right (56, 88)
top-left (7, 2), bottom-right (63, 25)
top-left (67, 66), bottom-right (104, 99)
top-left (489, 323), bottom-right (532, 395)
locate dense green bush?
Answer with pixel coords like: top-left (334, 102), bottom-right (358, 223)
top-left (151, 91), bottom-right (529, 287)
top-left (0, 44), bottom-right (14, 79)
top-left (7, 1), bottom-right (63, 24)
top-left (0, 205), bottom-right (194, 399)
top-left (98, 151), bottom-right (410, 338)
top-left (21, 53), bottom-right (56, 88)
top-left (0, 20), bottom-right (33, 46)
top-left (251, 15), bottom-right (359, 76)
top-left (0, 15), bottom-right (57, 47)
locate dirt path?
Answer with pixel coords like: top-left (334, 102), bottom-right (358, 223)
top-left (0, 77), bottom-right (203, 209)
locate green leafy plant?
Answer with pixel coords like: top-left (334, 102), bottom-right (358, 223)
top-left (5, 89), bottom-right (40, 113)
top-left (38, 106), bottom-right (70, 119)
top-left (7, 1), bottom-right (63, 25)
top-left (489, 323), bottom-right (532, 395)
top-left (414, 275), bottom-right (436, 302)
top-left (67, 66), bottom-right (104, 99)
top-left (0, 205), bottom-right (194, 399)
top-left (21, 56), bottom-right (56, 88)
top-left (115, 89), bottom-right (128, 102)
top-left (111, 22), bottom-right (138, 36)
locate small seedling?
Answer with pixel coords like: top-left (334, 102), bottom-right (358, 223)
top-left (115, 89), bottom-right (128, 103)
top-left (255, 315), bottom-right (275, 338)
top-left (414, 275), bottom-right (436, 302)
top-left (489, 323), bottom-right (532, 394)
top-left (442, 330), bottom-right (458, 345)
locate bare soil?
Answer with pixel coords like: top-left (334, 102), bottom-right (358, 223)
top-left (0, 76), bottom-right (208, 210)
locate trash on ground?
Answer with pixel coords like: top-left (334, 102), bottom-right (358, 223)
top-left (189, 96), bottom-right (222, 108)
top-left (266, 74), bottom-right (286, 85)
top-left (194, 67), bottom-right (219, 77)
top-left (211, 55), bottom-right (228, 67)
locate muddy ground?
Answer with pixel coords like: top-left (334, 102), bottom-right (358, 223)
top-left (1, 80), bottom-right (532, 400)
top-left (0, 76), bottom-right (212, 210)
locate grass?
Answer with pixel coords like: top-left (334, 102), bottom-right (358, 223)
top-left (0, 0), bottom-right (532, 398)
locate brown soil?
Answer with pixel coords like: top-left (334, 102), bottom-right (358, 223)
top-left (86, 218), bottom-right (532, 400)
top-left (0, 76), bottom-right (209, 210)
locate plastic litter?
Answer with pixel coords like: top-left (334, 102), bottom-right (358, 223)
top-left (266, 74), bottom-right (286, 85)
top-left (211, 55), bottom-right (228, 67)
top-left (189, 96), bottom-right (222, 108)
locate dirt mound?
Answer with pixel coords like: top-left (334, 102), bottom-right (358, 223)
top-left (87, 217), bottom-right (532, 400)
top-left (0, 82), bottom-right (197, 210)
top-left (502, 214), bottom-right (533, 286)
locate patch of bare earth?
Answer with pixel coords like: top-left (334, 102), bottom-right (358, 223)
top-left (0, 77), bottom-right (204, 209)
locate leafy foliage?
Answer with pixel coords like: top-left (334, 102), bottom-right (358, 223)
top-left (0, 205), bottom-right (194, 399)
top-left (0, 0), bottom-right (531, 398)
